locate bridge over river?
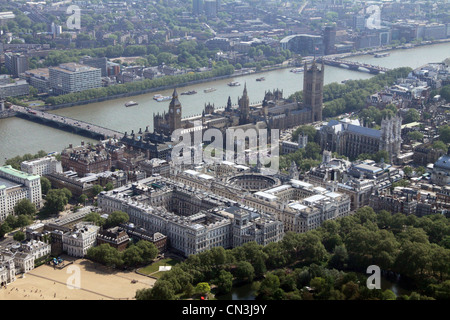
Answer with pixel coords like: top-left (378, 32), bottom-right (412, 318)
top-left (317, 57), bottom-right (391, 74)
top-left (11, 105), bottom-right (123, 140)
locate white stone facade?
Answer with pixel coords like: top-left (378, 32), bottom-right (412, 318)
top-left (0, 165), bottom-right (42, 221)
top-left (62, 223), bottom-right (100, 258)
top-left (21, 156), bottom-right (63, 176)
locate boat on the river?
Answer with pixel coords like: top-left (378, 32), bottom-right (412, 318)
top-left (180, 90), bottom-right (197, 95)
top-left (153, 94), bottom-right (163, 100)
top-left (204, 87), bottom-right (217, 93)
top-left (156, 96), bottom-right (171, 102)
top-left (374, 52), bottom-right (390, 58)
top-left (125, 101), bottom-right (138, 107)
top-left (256, 77), bottom-right (265, 81)
top-left (290, 67), bottom-right (304, 73)
top-left (227, 81), bottom-right (240, 87)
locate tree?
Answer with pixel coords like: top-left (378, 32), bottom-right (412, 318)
top-left (215, 270), bottom-right (233, 294)
top-left (432, 141), bottom-right (448, 153)
top-left (84, 212), bottom-right (105, 226)
top-left (16, 214), bottom-right (33, 228)
top-left (44, 188), bottom-right (71, 214)
top-left (13, 231), bottom-right (25, 242)
top-left (149, 280), bottom-right (176, 300)
top-left (136, 240), bottom-right (158, 263)
top-left (328, 245), bottom-right (348, 270)
top-left (404, 109), bottom-right (420, 124)
top-left (195, 282), bottom-right (211, 296)
top-left (40, 176), bottom-right (51, 195)
top-left (407, 131), bottom-right (423, 142)
top-left (104, 210), bottom-right (129, 228)
top-left (0, 222), bottom-right (12, 238)
top-left (14, 199), bottom-right (36, 216)
top-left (394, 241), bottom-right (431, 278)
top-left (104, 182), bottom-right (114, 191)
top-left (291, 125), bottom-right (317, 143)
top-left (439, 85), bottom-right (450, 102)
top-left (123, 245), bottom-right (144, 267)
top-left (438, 125), bottom-right (450, 144)
top-left (234, 261), bottom-right (255, 283)
top-left (257, 273), bottom-right (280, 300)
top-left (86, 243), bottom-right (123, 268)
top-left (403, 166), bottom-right (413, 177)
top-left (90, 184), bottom-right (103, 198)
top-left (79, 194), bottom-right (88, 205)
top-left (382, 289), bottom-right (397, 300)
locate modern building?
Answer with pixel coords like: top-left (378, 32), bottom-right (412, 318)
top-left (192, 0), bottom-right (204, 15)
top-left (0, 11), bottom-right (15, 26)
top-left (22, 68), bottom-right (50, 93)
top-left (0, 166), bottom-right (42, 221)
top-left (323, 25), bottom-right (336, 55)
top-left (280, 34), bottom-right (324, 56)
top-left (21, 155), bottom-right (63, 176)
top-left (49, 63), bottom-right (101, 95)
top-left (80, 57), bottom-right (108, 77)
top-left (4, 52), bottom-right (29, 77)
top-left (0, 79), bottom-right (29, 98)
top-left (204, 0), bottom-right (218, 18)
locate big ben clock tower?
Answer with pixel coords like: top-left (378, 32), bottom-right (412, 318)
top-left (169, 88), bottom-right (182, 134)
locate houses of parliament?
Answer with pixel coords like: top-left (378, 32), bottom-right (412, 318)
top-left (120, 59), bottom-right (401, 162)
top-left (150, 59), bottom-right (325, 138)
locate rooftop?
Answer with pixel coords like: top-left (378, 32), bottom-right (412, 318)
top-left (0, 165), bottom-right (40, 181)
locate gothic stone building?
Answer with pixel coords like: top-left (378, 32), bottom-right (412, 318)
top-left (319, 116), bottom-right (402, 161)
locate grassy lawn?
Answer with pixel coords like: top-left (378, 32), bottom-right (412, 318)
top-left (137, 258), bottom-right (180, 278)
top-left (24, 100), bottom-right (45, 107)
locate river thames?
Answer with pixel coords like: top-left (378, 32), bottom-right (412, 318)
top-left (1, 41), bottom-right (449, 164)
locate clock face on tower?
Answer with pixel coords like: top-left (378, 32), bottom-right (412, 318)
top-left (177, 108), bottom-right (180, 114)
top-left (170, 108), bottom-right (173, 113)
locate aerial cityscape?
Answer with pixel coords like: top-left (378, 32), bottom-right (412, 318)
top-left (0, 0), bottom-right (449, 305)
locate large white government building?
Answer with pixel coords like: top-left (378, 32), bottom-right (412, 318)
top-left (0, 166), bottom-right (42, 221)
top-left (98, 160), bottom-right (352, 256)
top-left (98, 175), bottom-right (284, 257)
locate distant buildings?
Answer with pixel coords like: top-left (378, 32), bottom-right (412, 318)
top-left (431, 155), bottom-right (450, 186)
top-left (49, 63), bottom-right (102, 95)
top-left (0, 166), bottom-right (42, 221)
top-left (22, 68), bottom-right (50, 94)
top-left (319, 117), bottom-right (402, 161)
top-left (0, 79), bottom-right (29, 99)
top-left (80, 56), bottom-right (108, 77)
top-left (4, 52), bottom-right (29, 78)
top-left (280, 34), bottom-right (324, 56)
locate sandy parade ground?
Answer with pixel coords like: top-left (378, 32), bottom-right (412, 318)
top-left (0, 256), bottom-right (155, 300)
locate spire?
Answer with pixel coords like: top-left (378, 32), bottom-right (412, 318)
top-left (243, 82), bottom-right (247, 95)
top-left (172, 88), bottom-right (178, 98)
